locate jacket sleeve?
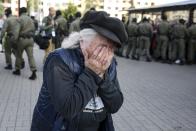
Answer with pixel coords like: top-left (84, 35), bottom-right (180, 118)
top-left (98, 72), bottom-right (124, 114)
top-left (46, 56), bottom-right (99, 120)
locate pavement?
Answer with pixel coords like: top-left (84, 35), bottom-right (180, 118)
top-left (0, 48), bottom-right (196, 131)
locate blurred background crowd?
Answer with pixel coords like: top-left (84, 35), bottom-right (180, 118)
top-left (0, 0), bottom-right (195, 81)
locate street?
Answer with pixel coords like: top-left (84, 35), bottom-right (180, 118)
top-left (0, 48), bottom-right (196, 131)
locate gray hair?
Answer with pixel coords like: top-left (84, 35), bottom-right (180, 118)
top-left (61, 28), bottom-right (98, 49)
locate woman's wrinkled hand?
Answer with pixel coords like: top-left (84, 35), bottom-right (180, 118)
top-left (83, 46), bottom-right (114, 78)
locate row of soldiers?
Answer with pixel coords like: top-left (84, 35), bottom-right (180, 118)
top-left (0, 7), bottom-right (37, 80)
top-left (120, 15), bottom-right (196, 65)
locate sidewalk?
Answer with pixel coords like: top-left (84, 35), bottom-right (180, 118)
top-left (0, 49), bottom-right (196, 131)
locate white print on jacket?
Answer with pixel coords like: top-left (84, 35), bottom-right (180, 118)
top-left (83, 96), bottom-right (104, 113)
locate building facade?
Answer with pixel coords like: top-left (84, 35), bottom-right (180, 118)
top-left (133, 0), bottom-right (155, 8)
top-left (104, 0), bottom-right (133, 20)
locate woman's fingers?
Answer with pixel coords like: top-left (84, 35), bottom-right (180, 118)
top-left (91, 46), bottom-right (103, 59)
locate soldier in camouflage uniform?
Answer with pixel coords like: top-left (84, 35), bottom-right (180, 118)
top-left (169, 19), bottom-right (187, 65)
top-left (126, 18), bottom-right (138, 59)
top-left (0, 8), bottom-right (20, 70)
top-left (69, 12), bottom-right (81, 33)
top-left (154, 15), bottom-right (170, 63)
top-left (13, 7), bottom-right (37, 80)
top-left (137, 17), bottom-right (153, 62)
top-left (42, 7), bottom-right (56, 62)
top-left (54, 10), bottom-right (68, 48)
top-left (187, 23), bottom-right (196, 64)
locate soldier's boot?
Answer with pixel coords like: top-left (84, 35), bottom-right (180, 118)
top-left (146, 57), bottom-right (152, 62)
top-left (161, 59), bottom-right (167, 64)
top-left (135, 54), bottom-right (140, 61)
top-left (187, 61), bottom-right (194, 65)
top-left (29, 70), bottom-right (37, 80)
top-left (4, 64), bottom-right (12, 70)
top-left (179, 59), bottom-right (185, 65)
top-left (13, 70), bottom-right (21, 75)
top-left (21, 61), bottom-right (25, 69)
top-left (167, 59), bottom-right (174, 64)
top-left (130, 55), bottom-right (135, 60)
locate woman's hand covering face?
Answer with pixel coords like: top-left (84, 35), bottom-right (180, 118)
top-left (82, 35), bottom-right (115, 77)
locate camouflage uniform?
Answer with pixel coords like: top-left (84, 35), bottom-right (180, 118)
top-left (69, 18), bottom-right (80, 33)
top-left (0, 15), bottom-right (20, 68)
top-left (169, 22), bottom-right (187, 63)
top-left (155, 20), bottom-right (170, 60)
top-left (126, 22), bottom-right (138, 59)
top-left (137, 21), bottom-right (153, 61)
top-left (55, 15), bottom-right (68, 48)
top-left (187, 24), bottom-right (196, 63)
top-left (15, 13), bottom-right (36, 71)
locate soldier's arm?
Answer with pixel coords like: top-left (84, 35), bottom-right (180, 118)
top-left (184, 27), bottom-right (188, 39)
top-left (31, 19), bottom-right (36, 33)
top-left (135, 26), bottom-right (139, 36)
top-left (64, 20), bottom-right (69, 36)
top-left (18, 17), bottom-right (23, 35)
top-left (150, 24), bottom-right (153, 38)
top-left (69, 22), bottom-right (74, 34)
top-left (187, 27), bottom-right (191, 38)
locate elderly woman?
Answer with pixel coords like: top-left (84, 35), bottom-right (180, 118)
top-left (31, 11), bottom-right (128, 131)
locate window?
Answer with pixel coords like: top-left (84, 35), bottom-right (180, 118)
top-left (122, 7), bottom-right (125, 10)
top-left (78, 4), bottom-right (81, 7)
top-left (115, 7), bottom-right (118, 10)
top-left (115, 14), bottom-right (118, 17)
top-left (108, 7), bottom-right (111, 10)
top-left (151, 2), bottom-right (155, 6)
top-left (123, 0), bottom-right (126, 3)
top-left (145, 2), bottom-right (148, 5)
top-left (137, 2), bottom-right (140, 5)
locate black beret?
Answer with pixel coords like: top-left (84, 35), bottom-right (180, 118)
top-left (80, 11), bottom-right (128, 47)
